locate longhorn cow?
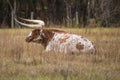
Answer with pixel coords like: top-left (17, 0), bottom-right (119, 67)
top-left (16, 18), bottom-right (96, 54)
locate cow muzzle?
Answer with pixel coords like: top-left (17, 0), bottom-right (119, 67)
top-left (25, 37), bottom-right (33, 42)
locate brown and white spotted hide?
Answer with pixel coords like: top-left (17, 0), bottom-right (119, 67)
top-left (26, 29), bottom-right (95, 54)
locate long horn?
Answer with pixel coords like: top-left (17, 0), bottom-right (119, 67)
top-left (19, 17), bottom-right (43, 24)
top-left (15, 17), bottom-right (45, 28)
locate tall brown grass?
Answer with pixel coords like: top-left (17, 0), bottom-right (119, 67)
top-left (0, 28), bottom-right (120, 80)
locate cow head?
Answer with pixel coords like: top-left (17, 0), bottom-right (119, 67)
top-left (25, 28), bottom-right (45, 43)
top-left (15, 17), bottom-right (46, 43)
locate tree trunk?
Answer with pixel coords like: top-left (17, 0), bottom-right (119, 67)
top-left (65, 0), bottom-right (72, 27)
top-left (75, 11), bottom-right (79, 25)
top-left (11, 11), bottom-right (14, 28)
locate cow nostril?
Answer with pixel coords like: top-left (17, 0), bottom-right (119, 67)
top-left (25, 37), bottom-right (31, 42)
top-left (25, 38), bottom-right (28, 42)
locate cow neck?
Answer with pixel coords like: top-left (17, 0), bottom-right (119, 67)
top-left (41, 29), bottom-right (55, 48)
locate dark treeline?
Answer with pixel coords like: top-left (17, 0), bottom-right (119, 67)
top-left (0, 0), bottom-right (120, 28)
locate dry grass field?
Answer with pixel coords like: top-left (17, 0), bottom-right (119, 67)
top-left (0, 27), bottom-right (120, 80)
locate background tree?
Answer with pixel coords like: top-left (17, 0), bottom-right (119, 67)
top-left (0, 0), bottom-right (120, 28)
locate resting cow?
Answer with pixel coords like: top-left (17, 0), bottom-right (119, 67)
top-left (15, 17), bottom-right (95, 54)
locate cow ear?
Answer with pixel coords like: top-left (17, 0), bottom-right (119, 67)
top-left (40, 29), bottom-right (45, 37)
top-left (40, 29), bottom-right (43, 33)
top-left (39, 29), bottom-right (42, 35)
